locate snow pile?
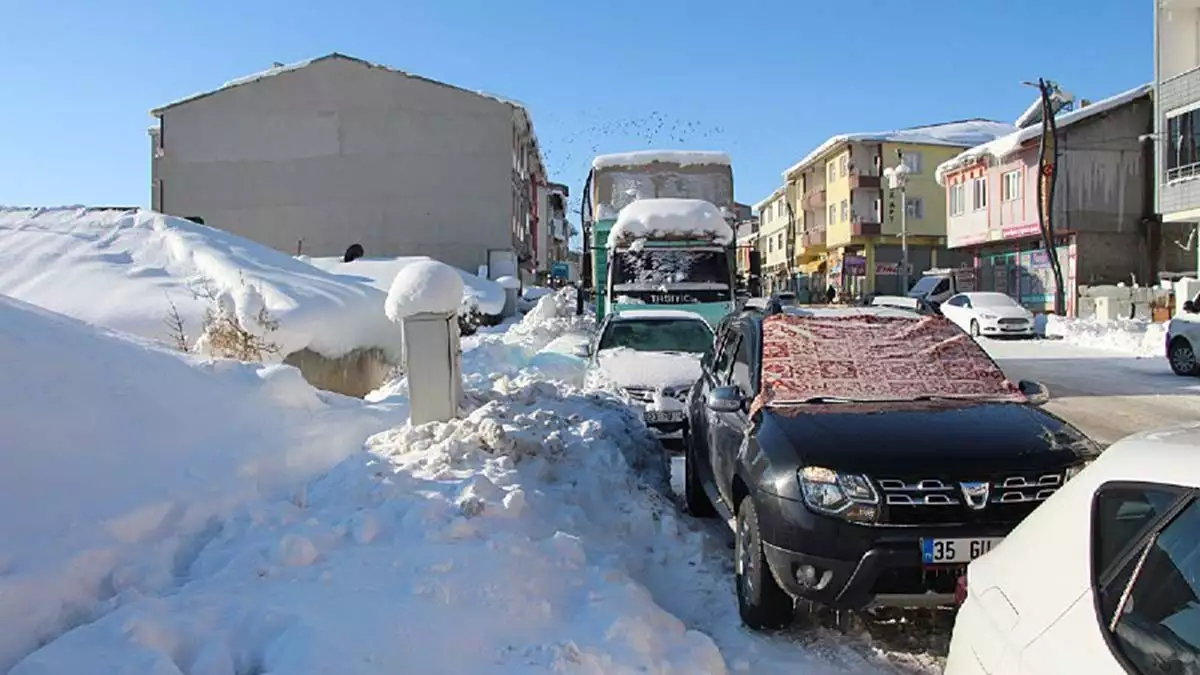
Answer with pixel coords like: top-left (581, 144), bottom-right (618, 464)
top-left (592, 150), bottom-right (731, 171)
top-left (1041, 314), bottom-right (1168, 358)
top-left (934, 83), bottom-right (1152, 184)
top-left (308, 256), bottom-right (506, 316)
top-left (0, 207), bottom-right (402, 360)
top-left (607, 198), bottom-right (734, 247)
top-left (384, 259), bottom-right (465, 321)
top-left (0, 296), bottom-right (406, 672)
top-left (7, 327), bottom-right (729, 673)
top-left (588, 348), bottom-right (703, 392)
top-left (496, 275), bottom-right (521, 290)
top-left (782, 119), bottom-right (1015, 178)
top-left (502, 287), bottom-right (591, 353)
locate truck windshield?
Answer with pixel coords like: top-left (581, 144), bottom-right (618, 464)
top-left (610, 249), bottom-right (730, 291)
top-left (598, 319), bottom-right (714, 354)
top-left (909, 275), bottom-right (948, 296)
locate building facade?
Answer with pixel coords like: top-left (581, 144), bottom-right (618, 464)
top-left (1156, 0), bottom-right (1200, 230)
top-left (149, 53), bottom-right (546, 279)
top-left (734, 215), bottom-right (761, 295)
top-left (771, 121), bottom-right (1011, 300)
top-left (938, 84), bottom-right (1187, 315)
top-left (535, 182), bottom-right (570, 282)
top-left (753, 187), bottom-right (789, 293)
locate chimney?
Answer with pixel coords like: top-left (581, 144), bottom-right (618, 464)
top-left (1080, 99), bottom-right (1092, 108)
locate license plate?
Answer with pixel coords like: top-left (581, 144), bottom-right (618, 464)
top-left (921, 537), bottom-right (1002, 564)
top-left (645, 410), bottom-right (685, 424)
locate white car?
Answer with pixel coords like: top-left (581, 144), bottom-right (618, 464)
top-left (579, 309), bottom-right (714, 443)
top-left (1166, 298), bottom-right (1200, 376)
top-left (939, 292), bottom-right (1035, 338)
top-left (945, 423), bottom-right (1200, 674)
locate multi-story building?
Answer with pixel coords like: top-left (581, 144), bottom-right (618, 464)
top-left (536, 182), bottom-right (570, 281)
top-left (772, 120), bottom-right (1013, 299)
top-left (753, 187), bottom-right (789, 293)
top-left (148, 53), bottom-right (546, 280)
top-left (733, 214), bottom-right (760, 292)
top-left (1156, 1), bottom-right (1200, 251)
top-left (937, 84), bottom-right (1187, 315)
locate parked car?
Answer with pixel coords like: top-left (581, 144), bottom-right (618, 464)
top-left (579, 309), bottom-right (714, 444)
top-left (939, 291), bottom-right (1036, 338)
top-left (946, 423), bottom-right (1200, 674)
top-left (683, 305), bottom-right (1099, 630)
top-left (868, 294), bottom-right (939, 316)
top-left (1166, 297), bottom-right (1200, 376)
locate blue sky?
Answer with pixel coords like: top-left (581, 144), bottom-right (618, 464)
top-left (2, 0), bottom-right (1150, 223)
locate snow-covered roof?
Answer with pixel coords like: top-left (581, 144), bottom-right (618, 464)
top-left (752, 186), bottom-right (785, 212)
top-left (606, 198), bottom-right (734, 247)
top-left (934, 83), bottom-right (1152, 185)
top-left (781, 119), bottom-right (1016, 179)
top-left (591, 150), bottom-right (731, 171)
top-left (610, 309), bottom-right (712, 323)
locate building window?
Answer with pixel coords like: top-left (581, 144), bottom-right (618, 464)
top-left (950, 184), bottom-right (966, 216)
top-left (828, 204), bottom-right (836, 225)
top-left (1001, 170), bottom-right (1021, 202)
top-left (828, 162), bottom-right (836, 183)
top-left (972, 177), bottom-right (988, 211)
top-left (905, 197), bottom-right (924, 219)
top-left (778, 233), bottom-right (784, 249)
top-left (1167, 108), bottom-right (1200, 181)
top-left (768, 237), bottom-right (774, 252)
top-left (901, 151), bottom-right (922, 174)
top-left (840, 199), bottom-right (848, 222)
top-left (839, 154), bottom-right (848, 177)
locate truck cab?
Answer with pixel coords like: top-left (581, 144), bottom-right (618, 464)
top-left (907, 267), bottom-right (977, 307)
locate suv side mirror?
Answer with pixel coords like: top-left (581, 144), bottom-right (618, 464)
top-left (1018, 379), bottom-right (1050, 406)
top-left (707, 385), bottom-right (745, 413)
top-left (572, 343), bottom-right (591, 358)
top-left (1185, 300), bottom-right (1198, 314)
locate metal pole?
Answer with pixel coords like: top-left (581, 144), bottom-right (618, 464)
top-left (900, 182), bottom-right (909, 293)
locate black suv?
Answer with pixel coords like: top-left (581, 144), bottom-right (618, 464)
top-left (683, 306), bottom-right (1100, 629)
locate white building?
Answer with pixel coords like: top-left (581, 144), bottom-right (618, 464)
top-left (535, 182), bottom-right (570, 281)
top-left (149, 53), bottom-right (546, 279)
top-left (1156, 1), bottom-right (1200, 230)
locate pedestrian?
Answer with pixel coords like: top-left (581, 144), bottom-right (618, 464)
top-left (826, 284), bottom-right (837, 304)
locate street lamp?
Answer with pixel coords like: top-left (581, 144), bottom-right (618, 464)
top-left (884, 154), bottom-right (912, 293)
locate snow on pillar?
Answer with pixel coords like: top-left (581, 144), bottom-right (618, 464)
top-left (385, 260), bottom-right (465, 426)
top-left (497, 275), bottom-right (520, 317)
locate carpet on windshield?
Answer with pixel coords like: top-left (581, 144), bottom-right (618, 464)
top-left (751, 313), bottom-right (1024, 415)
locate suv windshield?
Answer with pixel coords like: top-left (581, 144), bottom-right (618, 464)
top-left (598, 318), bottom-right (714, 354)
top-left (611, 248), bottom-right (730, 290)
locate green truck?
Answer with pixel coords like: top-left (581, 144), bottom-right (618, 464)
top-left (583, 151), bottom-right (736, 326)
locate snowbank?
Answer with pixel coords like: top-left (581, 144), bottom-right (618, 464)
top-left (309, 256), bottom-right (506, 316)
top-left (607, 199), bottom-right (733, 247)
top-left (0, 207), bottom-right (401, 360)
top-left (934, 83), bottom-right (1152, 184)
top-left (1040, 314), bottom-right (1167, 358)
top-left (384, 259), bottom-right (464, 320)
top-left (592, 150), bottom-right (731, 171)
top-left (0, 296), bottom-right (406, 671)
top-left (782, 119), bottom-right (1015, 178)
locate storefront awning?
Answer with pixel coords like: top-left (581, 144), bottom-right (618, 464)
top-left (798, 260), bottom-right (825, 274)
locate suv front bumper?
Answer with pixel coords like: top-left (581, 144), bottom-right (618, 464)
top-left (756, 491), bottom-right (1015, 611)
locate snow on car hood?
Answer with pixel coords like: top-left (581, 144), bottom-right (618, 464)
top-left (591, 347), bottom-right (703, 391)
top-left (976, 304), bottom-right (1031, 319)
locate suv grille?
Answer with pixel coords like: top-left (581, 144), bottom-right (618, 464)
top-left (998, 318), bottom-right (1028, 325)
top-left (874, 472), bottom-right (1063, 525)
top-left (624, 387), bottom-right (688, 404)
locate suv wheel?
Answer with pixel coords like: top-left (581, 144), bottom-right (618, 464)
top-left (683, 430), bottom-right (715, 518)
top-left (1170, 338), bottom-right (1199, 376)
top-left (969, 319), bottom-right (980, 337)
top-left (735, 496), bottom-right (794, 630)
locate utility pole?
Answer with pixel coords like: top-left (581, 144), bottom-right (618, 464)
top-left (885, 152), bottom-right (911, 293)
top-left (1027, 77), bottom-right (1067, 315)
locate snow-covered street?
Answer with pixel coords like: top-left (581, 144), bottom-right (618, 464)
top-left (982, 336), bottom-right (1200, 445)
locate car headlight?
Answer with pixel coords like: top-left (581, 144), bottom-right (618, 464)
top-left (1064, 461), bottom-right (1092, 482)
top-left (798, 466), bottom-right (879, 523)
top-left (979, 312), bottom-right (997, 320)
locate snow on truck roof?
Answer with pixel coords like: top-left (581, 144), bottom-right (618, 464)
top-left (934, 83), bottom-right (1152, 184)
top-left (591, 150), bottom-right (732, 171)
top-left (753, 312), bottom-right (1024, 412)
top-left (606, 198), bottom-right (734, 248)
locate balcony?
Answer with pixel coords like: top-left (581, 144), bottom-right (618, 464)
top-left (802, 228), bottom-right (826, 248)
top-left (850, 218), bottom-right (881, 236)
top-left (802, 187), bottom-right (827, 210)
top-left (848, 171), bottom-right (881, 189)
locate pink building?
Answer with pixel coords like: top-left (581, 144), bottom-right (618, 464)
top-left (935, 84), bottom-right (1178, 316)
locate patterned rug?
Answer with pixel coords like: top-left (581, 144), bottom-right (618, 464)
top-left (753, 313), bottom-right (1024, 413)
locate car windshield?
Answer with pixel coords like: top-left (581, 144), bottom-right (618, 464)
top-left (598, 318), bottom-right (714, 354)
top-left (970, 293), bottom-right (1020, 308)
top-left (755, 313), bottom-right (1026, 407)
top-left (611, 248), bottom-right (730, 290)
top-left (909, 276), bottom-right (944, 294)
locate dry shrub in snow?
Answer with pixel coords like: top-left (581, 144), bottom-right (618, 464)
top-left (187, 277), bottom-right (281, 362)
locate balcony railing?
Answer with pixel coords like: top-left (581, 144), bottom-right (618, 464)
top-left (848, 171), bottom-right (881, 189)
top-left (850, 218), bottom-right (881, 236)
top-left (802, 187), bottom-right (827, 209)
top-left (802, 228), bottom-right (826, 248)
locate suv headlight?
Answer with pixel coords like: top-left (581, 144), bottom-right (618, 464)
top-left (799, 466), bottom-right (879, 523)
top-left (1065, 461), bottom-right (1092, 482)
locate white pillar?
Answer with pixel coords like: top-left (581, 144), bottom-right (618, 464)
top-left (401, 311), bottom-right (462, 426)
